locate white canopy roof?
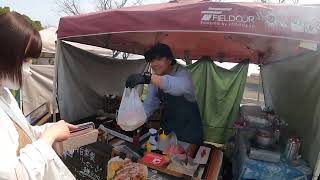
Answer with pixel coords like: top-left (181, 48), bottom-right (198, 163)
top-left (40, 27), bottom-right (113, 56)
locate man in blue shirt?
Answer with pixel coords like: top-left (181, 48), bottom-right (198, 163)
top-left (126, 43), bottom-right (203, 144)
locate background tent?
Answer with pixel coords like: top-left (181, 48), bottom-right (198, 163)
top-left (40, 27), bottom-right (57, 54)
top-left (55, 42), bottom-right (148, 121)
top-left (22, 65), bottom-right (55, 116)
top-left (40, 27), bottom-right (114, 57)
top-left (22, 28), bottom-right (115, 115)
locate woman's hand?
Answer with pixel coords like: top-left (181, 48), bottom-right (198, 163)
top-left (40, 120), bottom-right (78, 146)
top-left (66, 123), bottom-right (78, 132)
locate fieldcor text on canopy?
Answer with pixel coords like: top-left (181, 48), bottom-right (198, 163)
top-left (201, 7), bottom-right (255, 24)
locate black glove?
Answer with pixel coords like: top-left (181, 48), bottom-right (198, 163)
top-left (125, 72), bottom-right (151, 88)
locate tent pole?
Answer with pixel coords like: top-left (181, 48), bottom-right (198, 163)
top-left (257, 66), bottom-right (261, 105)
top-left (154, 32), bottom-right (162, 44)
top-left (52, 40), bottom-right (61, 122)
top-left (184, 50), bottom-right (191, 65)
top-left (313, 152), bottom-right (320, 180)
top-left (260, 65), bottom-right (268, 108)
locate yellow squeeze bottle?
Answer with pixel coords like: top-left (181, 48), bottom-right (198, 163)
top-left (146, 141), bottom-right (151, 152)
top-left (158, 130), bottom-right (167, 152)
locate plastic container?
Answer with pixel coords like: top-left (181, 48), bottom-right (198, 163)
top-left (149, 128), bottom-right (158, 150)
top-left (158, 130), bottom-right (167, 152)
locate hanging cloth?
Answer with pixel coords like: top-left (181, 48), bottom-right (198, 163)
top-left (186, 57), bottom-right (249, 143)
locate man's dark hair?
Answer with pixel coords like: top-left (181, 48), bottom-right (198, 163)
top-left (144, 43), bottom-right (176, 65)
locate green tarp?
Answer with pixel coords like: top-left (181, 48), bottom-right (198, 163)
top-left (186, 58), bottom-right (249, 143)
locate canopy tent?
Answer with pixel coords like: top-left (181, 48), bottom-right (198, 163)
top-left (57, 1), bottom-right (320, 64)
top-left (55, 0), bottom-right (320, 169)
top-left (40, 27), bottom-right (57, 54)
top-left (22, 65), bottom-right (55, 116)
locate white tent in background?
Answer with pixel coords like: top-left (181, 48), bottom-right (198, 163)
top-left (23, 27), bottom-right (114, 117)
top-left (39, 27), bottom-right (113, 57)
top-left (40, 27), bottom-right (57, 54)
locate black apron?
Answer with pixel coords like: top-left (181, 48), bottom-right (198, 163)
top-left (158, 89), bottom-right (203, 144)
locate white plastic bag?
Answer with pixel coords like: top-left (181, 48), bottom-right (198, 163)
top-left (117, 88), bottom-right (147, 131)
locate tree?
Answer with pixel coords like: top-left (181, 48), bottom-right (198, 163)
top-left (260, 0), bottom-right (298, 4)
top-left (96, 0), bottom-right (143, 10)
top-left (56, 0), bottom-right (81, 15)
top-left (0, 6), bottom-right (10, 15)
top-left (23, 15), bottom-right (43, 31)
top-left (94, 0), bottom-right (143, 59)
top-left (55, 0), bottom-right (144, 59)
top-left (0, 6), bottom-right (43, 31)
top-left (56, 0), bottom-right (144, 15)
top-left (31, 21), bottom-right (43, 31)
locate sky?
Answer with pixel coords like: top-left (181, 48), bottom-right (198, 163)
top-left (0, 0), bottom-right (319, 27)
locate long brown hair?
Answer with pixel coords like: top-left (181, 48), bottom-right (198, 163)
top-left (0, 12), bottom-right (42, 85)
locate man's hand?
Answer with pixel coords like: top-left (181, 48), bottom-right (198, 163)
top-left (125, 72), bottom-right (151, 88)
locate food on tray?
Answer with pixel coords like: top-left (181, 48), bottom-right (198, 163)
top-left (107, 156), bottom-right (131, 180)
top-left (113, 162), bottom-right (148, 180)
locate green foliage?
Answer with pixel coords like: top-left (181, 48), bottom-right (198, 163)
top-left (31, 21), bottom-right (43, 31)
top-left (0, 6), bottom-right (43, 31)
top-left (0, 6), bottom-right (10, 15)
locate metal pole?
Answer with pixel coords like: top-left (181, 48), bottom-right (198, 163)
top-left (257, 67), bottom-right (261, 105)
top-left (52, 40), bottom-right (61, 122)
top-left (184, 50), bottom-right (191, 65)
top-left (313, 152), bottom-right (320, 180)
